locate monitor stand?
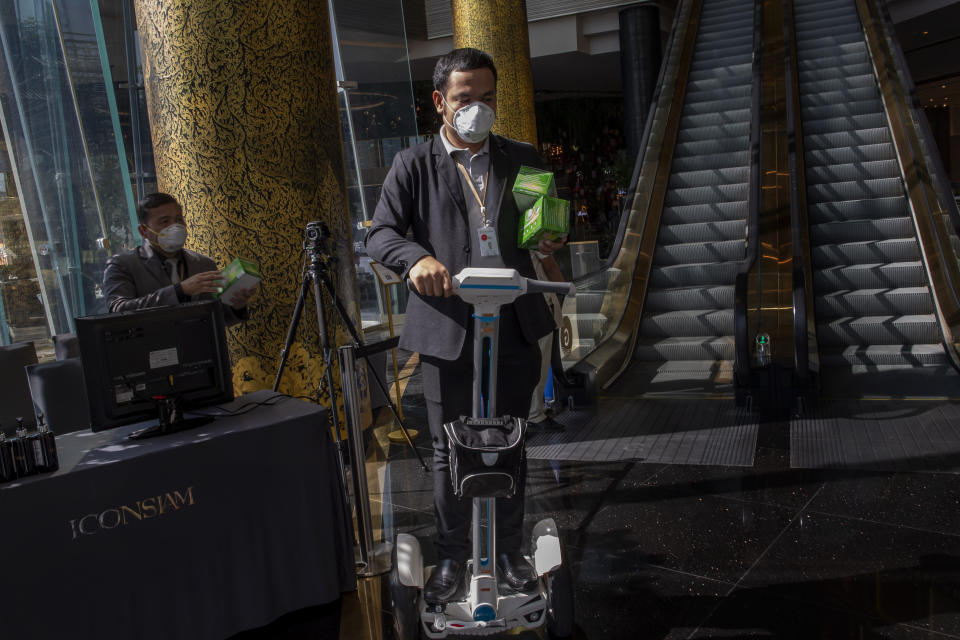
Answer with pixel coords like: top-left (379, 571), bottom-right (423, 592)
top-left (127, 395), bottom-right (214, 440)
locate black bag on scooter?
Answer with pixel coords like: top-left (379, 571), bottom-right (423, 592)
top-left (443, 415), bottom-right (526, 499)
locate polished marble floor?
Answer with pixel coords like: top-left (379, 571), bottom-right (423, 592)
top-left (253, 355), bottom-right (960, 640)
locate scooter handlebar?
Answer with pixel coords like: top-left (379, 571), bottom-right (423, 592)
top-left (404, 273), bottom-right (576, 299)
top-left (525, 279), bottom-right (576, 298)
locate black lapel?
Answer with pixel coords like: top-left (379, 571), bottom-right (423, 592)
top-left (487, 134), bottom-right (510, 227)
top-left (432, 136), bottom-right (468, 225)
top-left (140, 244), bottom-right (169, 286)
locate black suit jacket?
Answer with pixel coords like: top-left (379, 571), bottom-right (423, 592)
top-left (102, 244), bottom-right (245, 325)
top-left (366, 134), bottom-right (555, 360)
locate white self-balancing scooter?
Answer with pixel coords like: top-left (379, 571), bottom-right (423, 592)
top-left (390, 267), bottom-right (576, 639)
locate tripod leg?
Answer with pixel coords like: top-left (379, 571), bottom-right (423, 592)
top-left (317, 271), bottom-right (428, 471)
top-left (273, 273), bottom-right (311, 392)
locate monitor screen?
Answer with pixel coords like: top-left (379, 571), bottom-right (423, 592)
top-left (76, 301), bottom-right (234, 432)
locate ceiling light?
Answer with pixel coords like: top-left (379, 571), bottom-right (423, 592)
top-left (922, 31), bottom-right (929, 35)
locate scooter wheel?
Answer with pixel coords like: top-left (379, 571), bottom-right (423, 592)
top-left (389, 545), bottom-right (421, 640)
top-left (546, 559), bottom-right (574, 638)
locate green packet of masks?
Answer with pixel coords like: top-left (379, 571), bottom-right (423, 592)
top-left (518, 195), bottom-right (569, 249)
top-left (511, 165), bottom-right (557, 212)
top-left (214, 257), bottom-right (261, 305)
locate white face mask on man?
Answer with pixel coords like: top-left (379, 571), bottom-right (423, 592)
top-left (443, 99), bottom-right (496, 144)
top-left (148, 223), bottom-right (188, 253)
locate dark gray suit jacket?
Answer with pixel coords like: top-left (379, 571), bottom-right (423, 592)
top-left (366, 134), bottom-right (555, 360)
top-left (102, 243), bottom-right (245, 325)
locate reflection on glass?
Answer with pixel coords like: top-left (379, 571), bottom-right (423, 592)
top-left (330, 0), bottom-right (419, 329)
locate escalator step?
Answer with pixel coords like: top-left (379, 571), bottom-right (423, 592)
top-left (686, 75), bottom-right (754, 94)
top-left (807, 196), bottom-right (909, 223)
top-left (805, 159), bottom-right (900, 184)
top-left (806, 177), bottom-right (905, 203)
top-left (677, 122), bottom-right (751, 143)
top-left (818, 344), bottom-right (949, 367)
top-left (644, 285), bottom-right (735, 311)
top-left (640, 309), bottom-right (734, 338)
top-left (654, 239), bottom-right (745, 265)
top-left (669, 166), bottom-right (750, 188)
top-left (794, 3), bottom-right (856, 23)
top-left (664, 183), bottom-right (749, 206)
top-left (800, 75), bottom-right (877, 94)
top-left (815, 314), bottom-right (941, 346)
top-left (649, 262), bottom-right (741, 288)
top-left (798, 41), bottom-right (869, 61)
top-left (797, 51), bottom-right (870, 71)
top-left (795, 23), bottom-right (862, 40)
top-left (683, 96), bottom-right (752, 116)
top-left (804, 144), bottom-right (898, 169)
top-left (658, 219), bottom-right (747, 244)
top-left (688, 64), bottom-right (753, 84)
top-left (690, 52), bottom-right (752, 73)
top-left (661, 201), bottom-right (748, 225)
top-left (814, 287), bottom-right (933, 317)
top-left (804, 127), bottom-right (892, 149)
top-left (798, 33), bottom-right (867, 51)
top-left (813, 262), bottom-right (926, 290)
top-left (674, 138), bottom-right (751, 158)
top-left (634, 336), bottom-right (735, 362)
top-left (671, 150), bottom-right (751, 173)
top-left (809, 216), bottom-right (914, 245)
top-left (681, 109), bottom-right (752, 129)
top-left (811, 238), bottom-right (920, 266)
top-left (685, 84), bottom-right (752, 103)
top-left (801, 86), bottom-right (877, 107)
top-left (797, 62), bottom-right (874, 82)
top-left (802, 113), bottom-right (888, 136)
top-left (803, 99), bottom-right (886, 121)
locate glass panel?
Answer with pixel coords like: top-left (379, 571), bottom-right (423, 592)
top-left (0, 0), bottom-right (138, 338)
top-left (329, 0), bottom-right (417, 331)
top-left (0, 137), bottom-right (47, 348)
top-left (559, 0), bottom-right (694, 370)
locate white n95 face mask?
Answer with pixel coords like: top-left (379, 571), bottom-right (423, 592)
top-left (151, 223), bottom-right (188, 253)
top-left (444, 100), bottom-right (496, 144)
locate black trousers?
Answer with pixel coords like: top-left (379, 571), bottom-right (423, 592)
top-left (420, 304), bottom-right (540, 562)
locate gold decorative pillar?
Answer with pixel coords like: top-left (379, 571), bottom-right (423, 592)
top-left (453, 0), bottom-right (537, 145)
top-left (135, 0), bottom-right (360, 406)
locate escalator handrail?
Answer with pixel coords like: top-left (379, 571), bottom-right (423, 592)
top-left (783, 0), bottom-right (815, 382)
top-left (733, 0), bottom-right (764, 387)
top-left (872, 0), bottom-right (960, 237)
top-left (564, 0), bottom-right (701, 385)
top-left (856, 0), bottom-right (960, 372)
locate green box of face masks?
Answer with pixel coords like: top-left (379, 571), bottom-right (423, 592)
top-left (214, 257), bottom-right (261, 306)
top-left (518, 196), bottom-right (569, 249)
top-left (512, 165), bottom-right (557, 212)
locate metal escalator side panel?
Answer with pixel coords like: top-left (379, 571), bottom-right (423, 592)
top-left (855, 0), bottom-right (960, 373)
top-left (733, 0), bottom-right (765, 396)
top-left (783, 0), bottom-right (820, 387)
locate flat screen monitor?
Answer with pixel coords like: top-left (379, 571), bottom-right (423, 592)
top-left (76, 301), bottom-right (234, 438)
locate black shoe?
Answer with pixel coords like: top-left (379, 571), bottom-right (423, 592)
top-left (496, 551), bottom-right (538, 591)
top-left (528, 416), bottom-right (564, 433)
top-left (424, 557), bottom-right (465, 604)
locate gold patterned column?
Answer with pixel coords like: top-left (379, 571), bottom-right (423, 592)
top-left (135, 0), bottom-right (361, 407)
top-left (453, 0), bottom-right (537, 146)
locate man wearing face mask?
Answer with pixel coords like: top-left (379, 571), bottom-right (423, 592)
top-left (103, 192), bottom-right (252, 324)
top-left (366, 48), bottom-right (567, 605)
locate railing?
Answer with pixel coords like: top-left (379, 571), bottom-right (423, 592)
top-left (733, 0), bottom-right (765, 394)
top-left (856, 0), bottom-right (960, 372)
top-left (562, 0), bottom-right (702, 392)
top-left (783, 0), bottom-right (818, 385)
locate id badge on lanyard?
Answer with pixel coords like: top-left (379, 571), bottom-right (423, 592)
top-left (477, 223), bottom-right (500, 257)
top-left (458, 161), bottom-right (500, 257)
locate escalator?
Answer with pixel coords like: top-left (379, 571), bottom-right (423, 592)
top-left (629, 0), bottom-right (756, 394)
top-left (791, 0), bottom-right (960, 397)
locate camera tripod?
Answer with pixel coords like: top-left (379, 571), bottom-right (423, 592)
top-left (272, 238), bottom-right (427, 474)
